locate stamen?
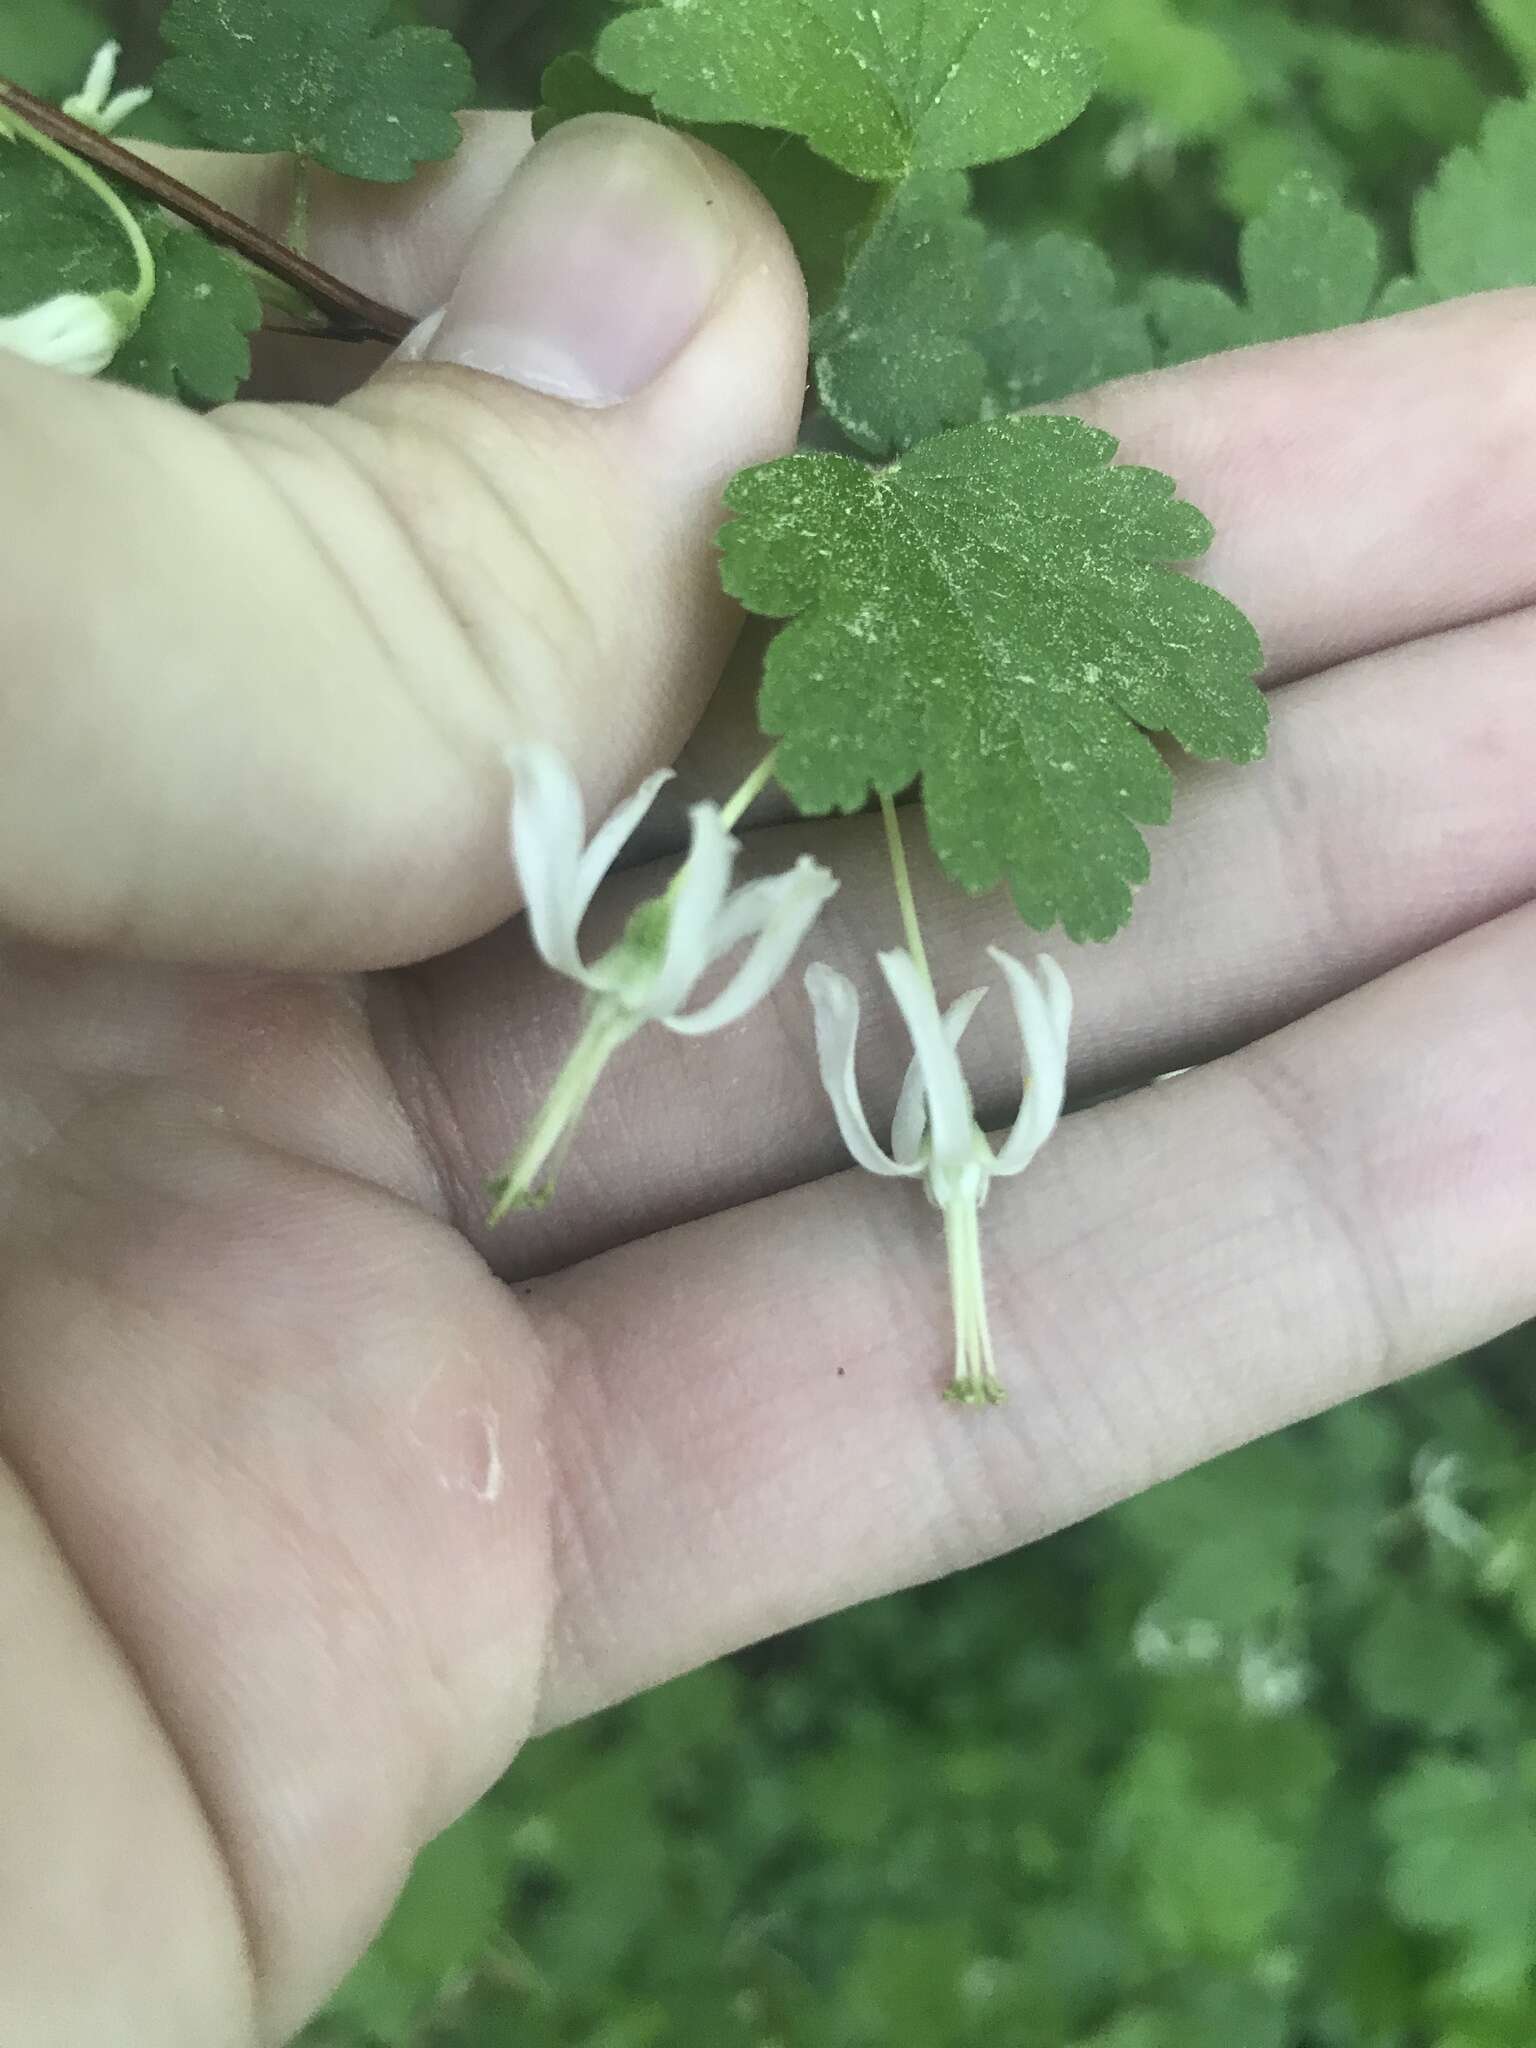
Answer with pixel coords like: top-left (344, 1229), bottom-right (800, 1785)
top-left (942, 1200), bottom-right (1005, 1406)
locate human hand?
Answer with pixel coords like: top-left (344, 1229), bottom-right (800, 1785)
top-left (1, 112), bottom-right (1532, 2046)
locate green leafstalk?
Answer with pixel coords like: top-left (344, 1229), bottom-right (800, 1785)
top-left (718, 746), bottom-right (779, 831)
top-left (842, 175), bottom-right (906, 280)
top-left (655, 748), bottom-right (780, 916)
top-left (879, 792), bottom-right (934, 994)
top-left (286, 160), bottom-right (312, 257)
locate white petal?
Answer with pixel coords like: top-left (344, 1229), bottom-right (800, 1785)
top-left (804, 964), bottom-right (915, 1178)
top-left (699, 871), bottom-right (804, 966)
top-left (571, 767), bottom-right (673, 932)
top-left (891, 986), bottom-right (988, 1165)
top-left (989, 950), bottom-right (1072, 1176)
top-left (506, 742), bottom-right (591, 977)
top-left (878, 950), bottom-right (979, 1179)
top-left (641, 804), bottom-right (737, 1019)
top-left (0, 294), bottom-right (119, 377)
top-left (101, 87), bottom-right (154, 132)
top-left (68, 40), bottom-right (119, 116)
top-left (666, 857), bottom-right (838, 1036)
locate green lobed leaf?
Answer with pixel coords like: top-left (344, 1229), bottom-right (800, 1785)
top-left (1480, 0), bottom-right (1536, 80)
top-left (1378, 1756), bottom-right (1536, 1986)
top-left (0, 129), bottom-right (129, 313)
top-left (1350, 1587), bottom-right (1510, 1738)
top-left (1407, 95), bottom-right (1536, 301)
top-left (1149, 170), bottom-right (1381, 365)
top-left (978, 229), bottom-right (1154, 412)
top-left (1308, 30), bottom-right (1486, 155)
top-left (1109, 1732), bottom-right (1298, 1959)
top-left (156, 0), bottom-right (474, 180)
top-left (110, 217), bottom-right (263, 406)
top-left (534, 52), bottom-right (869, 314)
top-left (722, 415), bottom-right (1266, 942)
top-left (595, 0), bottom-right (1101, 181)
top-left (813, 173), bottom-right (986, 455)
top-left (532, 45), bottom-right (650, 137)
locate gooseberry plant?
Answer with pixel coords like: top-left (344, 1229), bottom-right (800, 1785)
top-left (5, 0), bottom-right (1534, 1401)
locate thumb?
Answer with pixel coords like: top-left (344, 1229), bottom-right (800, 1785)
top-left (0, 115), bottom-right (808, 969)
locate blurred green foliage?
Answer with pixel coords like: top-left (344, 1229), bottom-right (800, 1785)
top-left (7, 0), bottom-right (1535, 2039)
top-left (294, 1332), bottom-right (1536, 2048)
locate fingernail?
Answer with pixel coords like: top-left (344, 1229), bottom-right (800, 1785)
top-left (423, 116), bottom-right (737, 407)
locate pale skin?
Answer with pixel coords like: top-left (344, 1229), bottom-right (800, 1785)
top-left (1, 110), bottom-right (1534, 2046)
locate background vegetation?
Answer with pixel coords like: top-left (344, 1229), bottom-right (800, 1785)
top-left (6, 1), bottom-right (1534, 2040)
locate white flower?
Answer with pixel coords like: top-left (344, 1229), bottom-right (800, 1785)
top-left (806, 945), bottom-right (1071, 1404)
top-left (62, 42), bottom-right (153, 135)
top-left (1237, 1642), bottom-right (1311, 1718)
top-left (0, 292), bottom-right (122, 377)
top-left (489, 742), bottom-right (838, 1219)
top-left (1133, 1613), bottom-right (1225, 1672)
top-left (1411, 1447), bottom-right (1491, 1558)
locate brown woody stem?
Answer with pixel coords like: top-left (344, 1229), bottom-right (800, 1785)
top-left (0, 74), bottom-right (413, 345)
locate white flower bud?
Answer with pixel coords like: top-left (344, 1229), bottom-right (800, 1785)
top-left (0, 292), bottom-right (123, 377)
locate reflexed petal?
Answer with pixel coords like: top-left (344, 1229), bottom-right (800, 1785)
top-left (642, 804), bottom-right (738, 1018)
top-left (82, 41), bottom-right (119, 107)
top-left (989, 950), bottom-right (1072, 1176)
top-left (804, 964), bottom-right (916, 1178)
top-left (700, 871), bottom-right (805, 966)
top-left (571, 767), bottom-right (674, 932)
top-left (506, 742), bottom-right (592, 977)
top-left (891, 986), bottom-right (988, 1166)
top-left (62, 41), bottom-right (154, 132)
top-left (101, 85), bottom-right (154, 131)
top-left (667, 857), bottom-right (837, 1036)
top-left (879, 950), bottom-right (978, 1179)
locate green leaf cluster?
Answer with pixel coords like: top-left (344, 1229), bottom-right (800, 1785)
top-left (519, 0), bottom-right (1262, 939)
top-left (0, 0), bottom-right (482, 403)
top-left (1148, 170), bottom-right (1381, 364)
top-left (1397, 95), bottom-right (1536, 303)
top-left (1082, 0), bottom-right (1488, 226)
